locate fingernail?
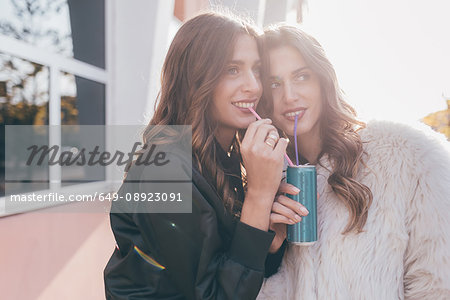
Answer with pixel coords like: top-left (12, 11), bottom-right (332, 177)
top-left (289, 219), bottom-right (296, 224)
top-left (300, 207), bottom-right (309, 215)
top-left (294, 215), bottom-right (302, 222)
top-left (292, 187), bottom-right (300, 193)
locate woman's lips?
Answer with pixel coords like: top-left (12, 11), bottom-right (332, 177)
top-left (284, 108), bottom-right (306, 121)
top-left (232, 99), bottom-right (257, 113)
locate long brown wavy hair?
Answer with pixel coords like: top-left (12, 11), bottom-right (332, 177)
top-left (134, 12), bottom-right (260, 212)
top-left (260, 24), bottom-right (373, 234)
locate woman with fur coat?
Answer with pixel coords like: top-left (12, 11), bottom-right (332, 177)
top-left (257, 24), bottom-right (450, 299)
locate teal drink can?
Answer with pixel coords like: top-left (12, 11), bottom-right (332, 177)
top-left (286, 165), bottom-right (317, 245)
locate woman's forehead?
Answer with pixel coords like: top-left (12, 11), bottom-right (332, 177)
top-left (269, 46), bottom-right (307, 75)
top-left (229, 34), bottom-right (260, 62)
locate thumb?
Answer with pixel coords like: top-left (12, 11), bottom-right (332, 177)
top-left (274, 137), bottom-right (289, 156)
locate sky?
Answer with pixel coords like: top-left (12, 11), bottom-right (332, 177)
top-left (300, 0), bottom-right (450, 124)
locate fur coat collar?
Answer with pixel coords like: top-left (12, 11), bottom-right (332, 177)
top-left (257, 120), bottom-right (450, 300)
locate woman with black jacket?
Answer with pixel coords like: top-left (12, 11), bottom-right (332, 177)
top-left (104, 12), bottom-right (307, 299)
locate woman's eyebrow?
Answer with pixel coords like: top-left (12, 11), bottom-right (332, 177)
top-left (228, 60), bottom-right (244, 65)
top-left (228, 59), bottom-right (261, 65)
top-left (292, 66), bottom-right (310, 75)
top-left (269, 66), bottom-right (310, 80)
top-left (269, 75), bottom-right (282, 81)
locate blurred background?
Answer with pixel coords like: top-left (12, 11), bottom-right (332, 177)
top-left (0, 0), bottom-right (448, 299)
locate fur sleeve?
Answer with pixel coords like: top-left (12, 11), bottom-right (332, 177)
top-left (402, 125), bottom-right (450, 299)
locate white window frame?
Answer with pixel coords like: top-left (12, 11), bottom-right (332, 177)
top-left (0, 3), bottom-right (113, 216)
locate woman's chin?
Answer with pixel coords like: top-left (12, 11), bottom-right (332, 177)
top-left (283, 129), bottom-right (297, 138)
top-left (237, 117), bottom-right (258, 129)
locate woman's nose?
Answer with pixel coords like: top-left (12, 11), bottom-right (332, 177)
top-left (284, 82), bottom-right (298, 103)
top-left (242, 71), bottom-right (261, 94)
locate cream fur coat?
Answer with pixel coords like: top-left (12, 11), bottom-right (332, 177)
top-left (258, 120), bottom-right (450, 300)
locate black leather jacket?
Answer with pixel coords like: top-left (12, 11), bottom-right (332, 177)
top-left (104, 145), bottom-right (286, 299)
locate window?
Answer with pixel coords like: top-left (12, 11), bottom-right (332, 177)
top-left (0, 0), bottom-right (107, 215)
top-left (60, 72), bottom-right (105, 187)
top-left (0, 0), bottom-right (105, 67)
top-left (1, 53), bottom-right (49, 196)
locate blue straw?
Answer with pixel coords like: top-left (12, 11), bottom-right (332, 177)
top-left (294, 114), bottom-right (299, 166)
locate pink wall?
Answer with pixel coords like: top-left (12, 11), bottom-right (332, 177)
top-left (0, 202), bottom-right (115, 300)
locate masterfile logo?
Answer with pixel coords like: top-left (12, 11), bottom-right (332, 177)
top-left (3, 125), bottom-right (193, 214)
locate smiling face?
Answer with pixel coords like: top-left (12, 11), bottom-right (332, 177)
top-left (269, 46), bottom-right (323, 139)
top-left (211, 34), bottom-right (262, 139)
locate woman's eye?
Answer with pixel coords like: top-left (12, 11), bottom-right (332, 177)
top-left (295, 73), bottom-right (310, 82)
top-left (227, 67), bottom-right (239, 75)
top-left (252, 66), bottom-right (261, 77)
top-left (271, 82), bottom-right (280, 89)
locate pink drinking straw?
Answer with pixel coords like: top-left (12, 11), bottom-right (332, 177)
top-left (247, 107), bottom-right (294, 167)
